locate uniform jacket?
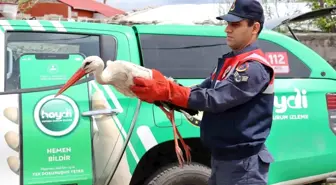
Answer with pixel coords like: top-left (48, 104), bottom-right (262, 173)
top-left (187, 42), bottom-right (275, 160)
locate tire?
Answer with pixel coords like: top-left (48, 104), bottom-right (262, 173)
top-left (145, 162), bottom-right (211, 185)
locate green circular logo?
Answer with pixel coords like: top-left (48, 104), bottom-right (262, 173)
top-left (34, 95), bottom-right (79, 136)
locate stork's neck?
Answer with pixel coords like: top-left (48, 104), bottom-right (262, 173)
top-left (94, 67), bottom-right (108, 85)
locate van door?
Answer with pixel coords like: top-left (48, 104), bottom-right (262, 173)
top-left (0, 28), bottom-right (134, 185)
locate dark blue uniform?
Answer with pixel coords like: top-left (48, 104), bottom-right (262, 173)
top-left (189, 42), bottom-right (274, 159)
top-left (185, 1), bottom-right (275, 184)
top-left (187, 42), bottom-right (274, 184)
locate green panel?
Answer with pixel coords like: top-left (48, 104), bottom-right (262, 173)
top-left (38, 20), bottom-right (58, 32)
top-left (133, 24), bottom-right (227, 37)
top-left (19, 54), bottom-right (93, 185)
top-left (7, 20), bottom-right (31, 30)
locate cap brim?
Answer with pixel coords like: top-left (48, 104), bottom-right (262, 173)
top-left (216, 13), bottom-right (243, 22)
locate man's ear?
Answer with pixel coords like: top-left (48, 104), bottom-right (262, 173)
top-left (252, 22), bottom-right (261, 35)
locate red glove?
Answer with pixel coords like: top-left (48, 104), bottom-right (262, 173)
top-left (130, 69), bottom-right (191, 108)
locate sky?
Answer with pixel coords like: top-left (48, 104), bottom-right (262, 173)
top-left (96, 0), bottom-right (235, 11)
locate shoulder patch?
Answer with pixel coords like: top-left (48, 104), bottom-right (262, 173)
top-left (236, 62), bottom-right (249, 72)
top-left (234, 71), bottom-right (249, 82)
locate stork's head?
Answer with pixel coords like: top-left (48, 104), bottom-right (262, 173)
top-left (81, 56), bottom-right (104, 74)
top-left (55, 56), bottom-right (104, 97)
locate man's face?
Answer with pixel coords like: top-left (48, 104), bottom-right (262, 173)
top-left (225, 19), bottom-right (259, 50)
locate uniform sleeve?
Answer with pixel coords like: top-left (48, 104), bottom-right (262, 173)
top-left (187, 61), bottom-right (272, 113)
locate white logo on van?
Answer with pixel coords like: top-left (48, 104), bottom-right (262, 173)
top-left (274, 88), bottom-right (308, 114)
top-left (273, 88), bottom-right (309, 121)
top-left (34, 95), bottom-right (79, 137)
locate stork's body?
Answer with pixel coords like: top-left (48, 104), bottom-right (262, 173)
top-left (56, 56), bottom-right (194, 167)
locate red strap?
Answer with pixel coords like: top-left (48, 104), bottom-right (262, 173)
top-left (237, 52), bottom-right (275, 84)
top-left (212, 49), bottom-right (275, 83)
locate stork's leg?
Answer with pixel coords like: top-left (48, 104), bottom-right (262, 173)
top-left (175, 127), bottom-right (192, 164)
top-left (159, 106), bottom-right (185, 167)
top-left (163, 107), bottom-right (191, 164)
top-left (169, 111), bottom-right (186, 166)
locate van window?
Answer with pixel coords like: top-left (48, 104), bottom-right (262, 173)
top-left (139, 34), bottom-right (311, 79)
top-left (4, 32), bottom-right (117, 91)
top-left (258, 39), bottom-right (311, 78)
top-left (139, 34), bottom-right (229, 79)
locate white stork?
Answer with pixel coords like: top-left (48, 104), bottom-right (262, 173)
top-left (55, 56), bottom-right (197, 167)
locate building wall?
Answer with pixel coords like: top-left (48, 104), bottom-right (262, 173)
top-left (71, 7), bottom-right (93, 18)
top-left (93, 13), bottom-right (105, 19)
top-left (24, 2), bottom-right (94, 18)
top-left (24, 2), bottom-right (68, 17)
top-left (290, 33), bottom-right (336, 69)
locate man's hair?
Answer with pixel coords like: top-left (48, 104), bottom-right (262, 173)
top-left (247, 19), bottom-right (263, 35)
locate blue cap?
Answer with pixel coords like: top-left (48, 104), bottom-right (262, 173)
top-left (216, 0), bottom-right (265, 23)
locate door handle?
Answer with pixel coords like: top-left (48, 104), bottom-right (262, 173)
top-left (81, 109), bottom-right (121, 117)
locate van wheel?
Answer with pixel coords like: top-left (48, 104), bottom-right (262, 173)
top-left (145, 162), bottom-right (211, 185)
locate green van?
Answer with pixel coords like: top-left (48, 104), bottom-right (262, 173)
top-left (0, 6), bottom-right (335, 185)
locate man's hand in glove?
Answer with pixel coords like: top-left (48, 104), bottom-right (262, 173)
top-left (130, 69), bottom-right (191, 108)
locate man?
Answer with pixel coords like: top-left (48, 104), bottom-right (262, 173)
top-left (130, 0), bottom-right (275, 184)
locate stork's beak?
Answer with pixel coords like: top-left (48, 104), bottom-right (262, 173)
top-left (55, 68), bottom-right (86, 97)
